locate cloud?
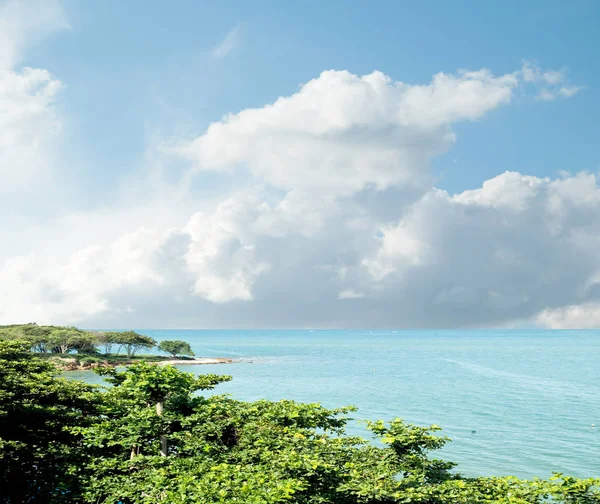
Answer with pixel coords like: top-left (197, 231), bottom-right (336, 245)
top-left (4, 170), bottom-right (600, 328)
top-left (0, 61), bottom-right (594, 328)
top-left (183, 193), bottom-right (271, 302)
top-left (0, 0), bottom-right (67, 207)
top-left (211, 24), bottom-right (241, 59)
top-left (536, 86), bottom-right (584, 102)
top-left (0, 67), bottom-right (63, 189)
top-left (179, 63), bottom-right (581, 199)
top-left (338, 290), bottom-right (365, 300)
top-left (179, 68), bottom-right (522, 197)
top-left (0, 229), bottom-right (167, 323)
top-left (357, 171), bottom-right (600, 327)
top-left (0, 0), bottom-right (68, 70)
top-left (520, 61), bottom-right (584, 101)
top-left (536, 302), bottom-right (600, 329)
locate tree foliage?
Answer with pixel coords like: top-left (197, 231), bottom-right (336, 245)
top-left (0, 341), bottom-right (99, 503)
top-left (92, 331), bottom-right (115, 354)
top-left (1, 340), bottom-right (599, 504)
top-left (110, 331), bottom-right (157, 358)
top-left (0, 325), bottom-right (163, 360)
top-left (158, 340), bottom-right (195, 357)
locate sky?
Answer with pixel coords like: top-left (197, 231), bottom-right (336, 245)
top-left (1, 0), bottom-right (600, 329)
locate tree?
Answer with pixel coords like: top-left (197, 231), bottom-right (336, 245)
top-left (0, 325), bottom-right (52, 353)
top-left (73, 365), bottom-right (600, 504)
top-left (2, 344), bottom-right (600, 503)
top-left (157, 340), bottom-right (195, 358)
top-left (17, 325), bottom-right (54, 353)
top-left (48, 329), bottom-right (83, 354)
top-left (83, 364), bottom-right (229, 462)
top-left (95, 331), bottom-right (120, 355)
top-left (0, 340), bottom-right (99, 503)
top-left (112, 331), bottom-right (156, 358)
top-left (71, 332), bottom-right (100, 354)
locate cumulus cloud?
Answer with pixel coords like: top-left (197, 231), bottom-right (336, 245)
top-left (0, 57), bottom-right (593, 328)
top-left (6, 169), bottom-right (600, 328)
top-left (183, 193), bottom-right (271, 303)
top-left (4, 170), bottom-right (600, 328)
top-left (359, 171), bottom-right (600, 327)
top-left (179, 68), bottom-right (523, 197)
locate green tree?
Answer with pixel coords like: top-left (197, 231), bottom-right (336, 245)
top-left (48, 329), bottom-right (83, 354)
top-left (112, 331), bottom-right (157, 358)
top-left (25, 326), bottom-right (53, 353)
top-left (71, 332), bottom-right (100, 354)
top-left (73, 364), bottom-right (600, 504)
top-left (80, 364), bottom-right (229, 461)
top-left (2, 342), bottom-right (600, 503)
top-left (0, 340), bottom-right (99, 503)
top-left (95, 331), bottom-right (120, 354)
top-left (157, 340), bottom-right (195, 358)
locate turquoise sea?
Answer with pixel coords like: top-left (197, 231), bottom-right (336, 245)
top-left (73, 330), bottom-right (600, 479)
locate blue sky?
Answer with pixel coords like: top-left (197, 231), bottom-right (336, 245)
top-left (1, 0), bottom-right (600, 328)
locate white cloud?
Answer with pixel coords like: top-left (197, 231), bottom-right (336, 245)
top-left (536, 86), bottom-right (584, 102)
top-left (211, 24), bottom-right (241, 59)
top-left (357, 171), bottom-right (600, 327)
top-left (183, 193), bottom-right (271, 303)
top-left (0, 0), bottom-right (67, 204)
top-left (536, 302), bottom-right (600, 329)
top-left (179, 63), bottom-right (581, 201)
top-left (453, 171), bottom-right (548, 211)
top-left (0, 60), bottom-right (594, 328)
top-left (520, 61), bottom-right (583, 101)
top-left (7, 168), bottom-right (600, 328)
top-left (0, 67), bottom-right (63, 188)
top-left (0, 0), bottom-right (68, 70)
top-left (179, 68), bottom-right (524, 198)
top-left (521, 61), bottom-right (564, 85)
top-left (0, 227), bottom-right (173, 324)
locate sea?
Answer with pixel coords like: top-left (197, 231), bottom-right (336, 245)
top-left (70, 329), bottom-right (600, 479)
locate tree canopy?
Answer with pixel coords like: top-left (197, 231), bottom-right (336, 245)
top-left (0, 324), bottom-right (162, 359)
top-left (0, 340), bottom-right (598, 503)
top-left (158, 340), bottom-right (195, 358)
top-left (105, 331), bottom-right (157, 358)
top-left (0, 341), bottom-right (99, 502)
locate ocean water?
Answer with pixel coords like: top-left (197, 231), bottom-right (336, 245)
top-left (72, 329), bottom-right (600, 479)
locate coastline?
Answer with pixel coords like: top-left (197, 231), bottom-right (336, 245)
top-left (157, 357), bottom-right (234, 366)
top-left (53, 356), bottom-right (235, 371)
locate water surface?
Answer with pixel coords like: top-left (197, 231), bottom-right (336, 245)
top-left (71, 329), bottom-right (600, 478)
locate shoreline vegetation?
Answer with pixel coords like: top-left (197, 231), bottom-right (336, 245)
top-left (45, 355), bottom-right (235, 371)
top-left (0, 323), bottom-right (232, 371)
